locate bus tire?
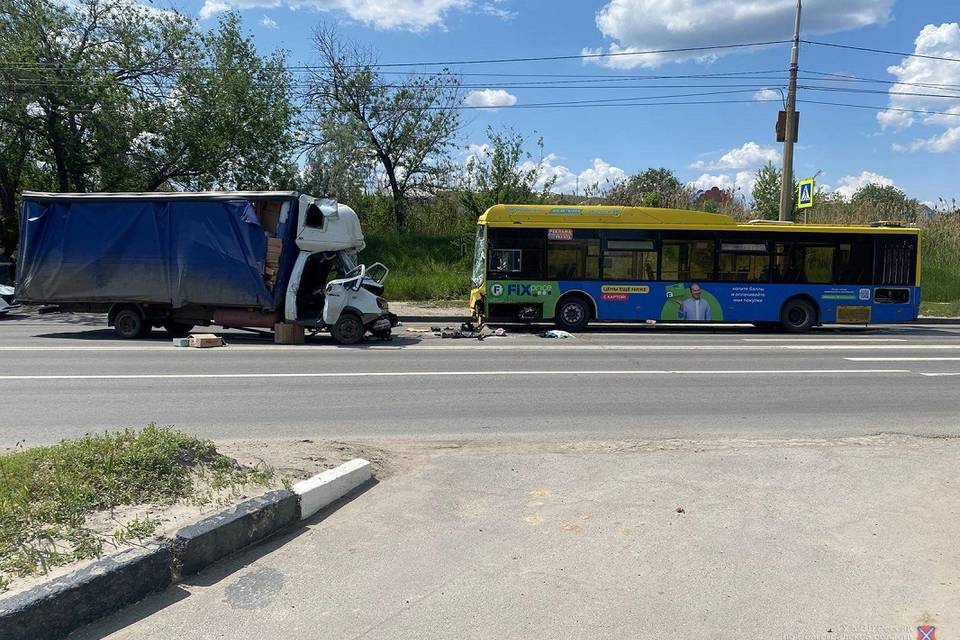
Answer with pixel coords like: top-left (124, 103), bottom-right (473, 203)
top-left (555, 296), bottom-right (591, 332)
top-left (780, 298), bottom-right (817, 333)
top-left (113, 306), bottom-right (146, 339)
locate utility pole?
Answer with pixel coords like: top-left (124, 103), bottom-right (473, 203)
top-left (779, 0), bottom-right (802, 221)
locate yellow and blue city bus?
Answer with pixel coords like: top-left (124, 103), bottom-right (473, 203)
top-left (469, 204), bottom-right (921, 332)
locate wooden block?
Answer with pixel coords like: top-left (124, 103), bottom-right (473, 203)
top-left (188, 333), bottom-right (225, 348)
top-left (274, 323), bottom-right (305, 345)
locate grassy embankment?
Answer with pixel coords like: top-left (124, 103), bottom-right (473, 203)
top-left (364, 228), bottom-right (960, 316)
top-left (0, 425), bottom-right (273, 591)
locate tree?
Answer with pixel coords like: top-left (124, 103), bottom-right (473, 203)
top-left (138, 13), bottom-right (297, 190)
top-left (458, 127), bottom-right (555, 218)
top-left (608, 168), bottom-right (681, 207)
top-left (307, 23), bottom-right (461, 231)
top-left (751, 162), bottom-right (781, 220)
top-left (0, 1), bottom-right (297, 241)
top-left (296, 119), bottom-right (371, 201)
top-left (850, 184), bottom-right (919, 221)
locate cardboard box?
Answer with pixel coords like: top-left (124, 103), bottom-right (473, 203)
top-left (188, 333), bottom-right (225, 348)
top-left (274, 323), bottom-right (305, 345)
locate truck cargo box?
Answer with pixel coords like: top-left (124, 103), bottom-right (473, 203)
top-left (16, 193), bottom-right (291, 309)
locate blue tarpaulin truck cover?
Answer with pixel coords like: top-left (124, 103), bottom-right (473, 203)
top-left (16, 194), bottom-right (278, 309)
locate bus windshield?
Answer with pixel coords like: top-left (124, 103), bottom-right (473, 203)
top-left (471, 225), bottom-right (485, 288)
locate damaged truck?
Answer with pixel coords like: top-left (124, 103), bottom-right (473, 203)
top-left (15, 191), bottom-right (396, 344)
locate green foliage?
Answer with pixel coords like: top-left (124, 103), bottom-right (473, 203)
top-left (850, 184), bottom-right (919, 221)
top-left (751, 162), bottom-right (782, 220)
top-left (458, 127), bottom-right (555, 219)
top-left (0, 425), bottom-right (272, 589)
top-left (308, 23), bottom-right (460, 231)
top-left (363, 233), bottom-right (472, 300)
top-left (608, 167), bottom-right (682, 207)
top-left (0, 1), bottom-right (297, 237)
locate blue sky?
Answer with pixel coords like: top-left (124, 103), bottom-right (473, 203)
top-left (176, 0), bottom-right (958, 205)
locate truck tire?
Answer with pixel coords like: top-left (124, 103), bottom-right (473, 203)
top-left (114, 307), bottom-right (145, 339)
top-left (332, 313), bottom-right (364, 345)
top-left (163, 321), bottom-right (195, 338)
top-left (780, 298), bottom-right (817, 333)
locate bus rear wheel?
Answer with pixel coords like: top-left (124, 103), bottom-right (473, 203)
top-left (780, 299), bottom-right (817, 333)
top-left (555, 297), bottom-right (591, 332)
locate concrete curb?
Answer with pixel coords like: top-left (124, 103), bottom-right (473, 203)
top-left (0, 459), bottom-right (374, 640)
top-left (293, 458), bottom-right (372, 520)
top-left (172, 489), bottom-right (299, 578)
top-left (0, 543), bottom-right (170, 640)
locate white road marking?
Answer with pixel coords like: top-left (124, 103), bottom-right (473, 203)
top-left (0, 344), bottom-right (957, 352)
top-left (845, 357), bottom-right (960, 362)
top-left (741, 338), bottom-right (906, 342)
top-left (920, 372), bottom-right (960, 377)
top-left (0, 369), bottom-right (911, 381)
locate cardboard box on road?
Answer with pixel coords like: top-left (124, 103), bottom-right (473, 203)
top-left (188, 334), bottom-right (225, 348)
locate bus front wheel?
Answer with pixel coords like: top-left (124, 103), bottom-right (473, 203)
top-left (555, 297), bottom-right (591, 332)
top-left (780, 298), bottom-right (817, 333)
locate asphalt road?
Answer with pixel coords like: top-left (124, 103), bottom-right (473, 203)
top-left (2, 310), bottom-right (960, 444)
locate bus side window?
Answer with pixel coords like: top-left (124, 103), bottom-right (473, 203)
top-left (548, 239), bottom-right (600, 279)
top-left (602, 239), bottom-right (655, 281)
top-left (661, 238), bottom-right (714, 282)
top-left (835, 238), bottom-right (874, 284)
top-left (490, 249), bottom-right (522, 273)
top-left (773, 243), bottom-right (834, 284)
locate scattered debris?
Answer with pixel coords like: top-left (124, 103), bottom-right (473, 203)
top-left (172, 337), bottom-right (190, 347)
top-left (675, 506), bottom-right (686, 514)
top-left (188, 333), bottom-right (226, 348)
top-left (494, 327), bottom-right (507, 337)
top-left (542, 329), bottom-right (574, 339)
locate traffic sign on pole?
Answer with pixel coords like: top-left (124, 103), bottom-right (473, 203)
top-left (797, 178), bottom-right (815, 209)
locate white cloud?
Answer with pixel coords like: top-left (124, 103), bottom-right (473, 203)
top-left (479, 1), bottom-right (515, 20)
top-left (753, 88), bottom-right (780, 102)
top-left (260, 15), bottom-right (278, 28)
top-left (516, 154), bottom-right (625, 194)
top-left (833, 171), bottom-right (896, 200)
top-left (578, 158), bottom-right (627, 189)
top-left (690, 141), bottom-right (780, 171)
top-left (879, 23), bottom-right (960, 153)
top-left (198, 0), bottom-right (229, 19)
top-left (688, 170), bottom-right (754, 194)
top-left (199, 0), bottom-right (470, 30)
top-left (463, 89), bottom-right (518, 108)
top-left (587, 0), bottom-right (893, 68)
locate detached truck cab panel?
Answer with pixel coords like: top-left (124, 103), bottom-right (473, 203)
top-left (15, 191), bottom-right (394, 344)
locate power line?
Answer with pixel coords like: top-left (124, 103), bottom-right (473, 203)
top-left (797, 99), bottom-right (960, 118)
top-left (0, 41), bottom-right (791, 72)
top-left (803, 39), bottom-right (960, 64)
top-left (803, 69), bottom-right (960, 91)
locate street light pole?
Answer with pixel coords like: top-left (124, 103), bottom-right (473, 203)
top-left (779, 0), bottom-right (802, 221)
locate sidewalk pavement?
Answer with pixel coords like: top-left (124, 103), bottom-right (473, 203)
top-left (73, 433), bottom-right (959, 640)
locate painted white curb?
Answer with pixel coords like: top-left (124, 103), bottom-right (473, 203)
top-left (293, 458), bottom-right (372, 520)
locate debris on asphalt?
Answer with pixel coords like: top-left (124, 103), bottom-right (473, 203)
top-left (188, 334), bottom-right (226, 348)
top-left (172, 337), bottom-right (190, 347)
top-left (542, 329), bottom-right (574, 339)
top-left (494, 327), bottom-right (507, 337)
top-left (675, 506), bottom-right (686, 514)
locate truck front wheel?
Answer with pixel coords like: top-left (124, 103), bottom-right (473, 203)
top-left (114, 307), bottom-right (146, 339)
top-left (332, 313), bottom-right (364, 345)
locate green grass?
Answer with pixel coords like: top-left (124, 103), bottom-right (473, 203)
top-left (0, 425), bottom-right (272, 589)
top-left (921, 300), bottom-right (960, 317)
top-left (363, 233), bottom-right (472, 301)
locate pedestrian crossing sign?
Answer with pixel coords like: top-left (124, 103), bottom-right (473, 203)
top-left (798, 179), bottom-right (815, 209)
